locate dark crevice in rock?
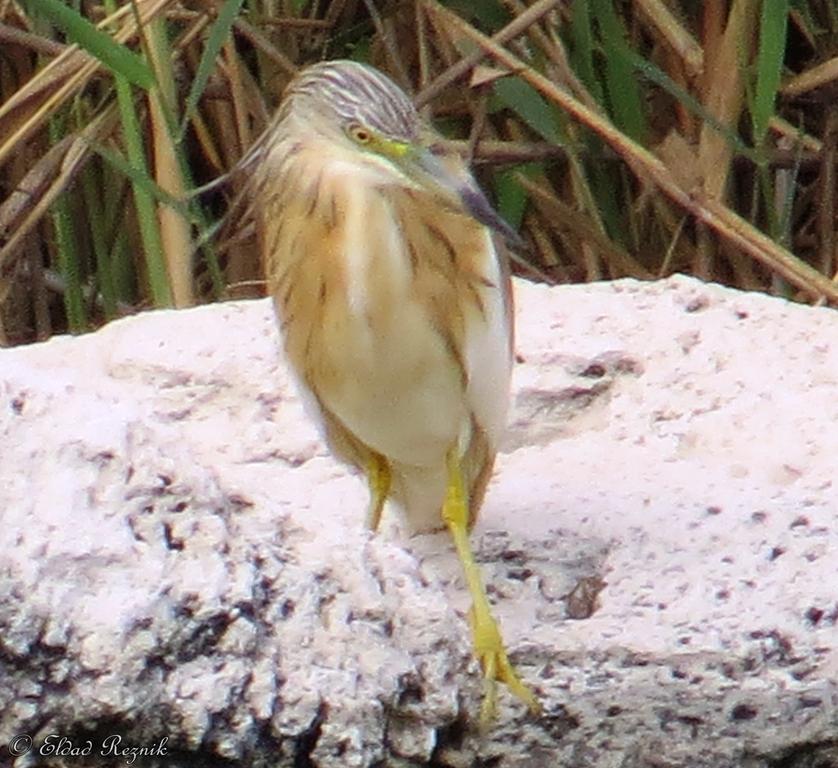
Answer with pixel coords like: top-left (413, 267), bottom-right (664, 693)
top-left (539, 705), bottom-right (581, 742)
top-left (163, 521), bottom-right (185, 551)
top-left (765, 741), bottom-right (838, 768)
top-left (428, 713), bottom-right (468, 766)
top-left (292, 701), bottom-right (326, 768)
top-left (174, 613), bottom-right (233, 664)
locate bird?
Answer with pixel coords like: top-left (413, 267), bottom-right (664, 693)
top-left (247, 59), bottom-right (540, 723)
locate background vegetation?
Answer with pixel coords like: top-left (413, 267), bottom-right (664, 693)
top-left (0, 0), bottom-right (835, 344)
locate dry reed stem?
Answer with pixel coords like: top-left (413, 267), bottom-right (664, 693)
top-left (635, 0), bottom-right (704, 79)
top-left (0, 22), bottom-right (66, 56)
top-left (415, 0), bottom-right (563, 108)
top-left (147, 16), bottom-right (194, 308)
top-left (517, 175), bottom-right (654, 279)
top-left (423, 0), bottom-right (838, 305)
top-left (0, 109), bottom-right (117, 284)
top-left (232, 18), bottom-right (297, 78)
top-left (782, 56), bottom-right (838, 97)
top-left (0, 0), bottom-right (175, 172)
top-left (696, 0), bottom-right (754, 201)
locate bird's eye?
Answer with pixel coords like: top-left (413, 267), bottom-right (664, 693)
top-left (347, 123), bottom-right (373, 145)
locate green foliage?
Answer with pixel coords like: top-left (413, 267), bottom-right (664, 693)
top-left (181, 0), bottom-right (247, 138)
top-left (492, 79), bottom-right (561, 144)
top-left (448, 0), bottom-right (509, 29)
top-left (569, 0), bottom-right (603, 103)
top-left (25, 0), bottom-right (153, 89)
top-left (589, 0), bottom-right (647, 143)
top-left (495, 163), bottom-right (539, 233)
top-left (1, 0), bottom-right (835, 344)
top-left (752, 0), bottom-right (789, 145)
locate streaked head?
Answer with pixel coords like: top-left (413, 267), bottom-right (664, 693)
top-left (274, 60), bottom-right (520, 245)
top-left (281, 60), bottom-right (422, 153)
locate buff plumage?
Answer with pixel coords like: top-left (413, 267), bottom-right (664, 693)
top-left (249, 60), bottom-right (538, 722)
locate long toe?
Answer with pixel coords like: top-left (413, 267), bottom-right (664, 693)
top-left (470, 608), bottom-right (541, 725)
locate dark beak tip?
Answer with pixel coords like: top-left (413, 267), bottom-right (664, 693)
top-left (459, 185), bottom-right (524, 250)
top-left (504, 228), bottom-right (527, 252)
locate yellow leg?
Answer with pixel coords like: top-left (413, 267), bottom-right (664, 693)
top-left (442, 449), bottom-right (541, 724)
top-left (366, 452), bottom-right (391, 531)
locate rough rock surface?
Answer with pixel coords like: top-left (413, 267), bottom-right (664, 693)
top-left (1, 276), bottom-right (837, 768)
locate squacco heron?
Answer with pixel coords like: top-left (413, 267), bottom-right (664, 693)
top-left (251, 60), bottom-right (540, 722)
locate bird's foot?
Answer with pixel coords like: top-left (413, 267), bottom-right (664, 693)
top-left (470, 602), bottom-right (541, 726)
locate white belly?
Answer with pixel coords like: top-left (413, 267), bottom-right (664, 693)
top-left (319, 300), bottom-right (466, 467)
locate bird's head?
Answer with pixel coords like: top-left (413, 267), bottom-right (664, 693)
top-left (279, 60), bottom-right (520, 246)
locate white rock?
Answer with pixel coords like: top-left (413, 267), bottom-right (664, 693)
top-left (0, 276), bottom-right (836, 767)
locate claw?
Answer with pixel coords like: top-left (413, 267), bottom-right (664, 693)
top-left (470, 604), bottom-right (541, 726)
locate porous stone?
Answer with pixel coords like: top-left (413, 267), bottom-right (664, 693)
top-left (0, 275), bottom-right (836, 767)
